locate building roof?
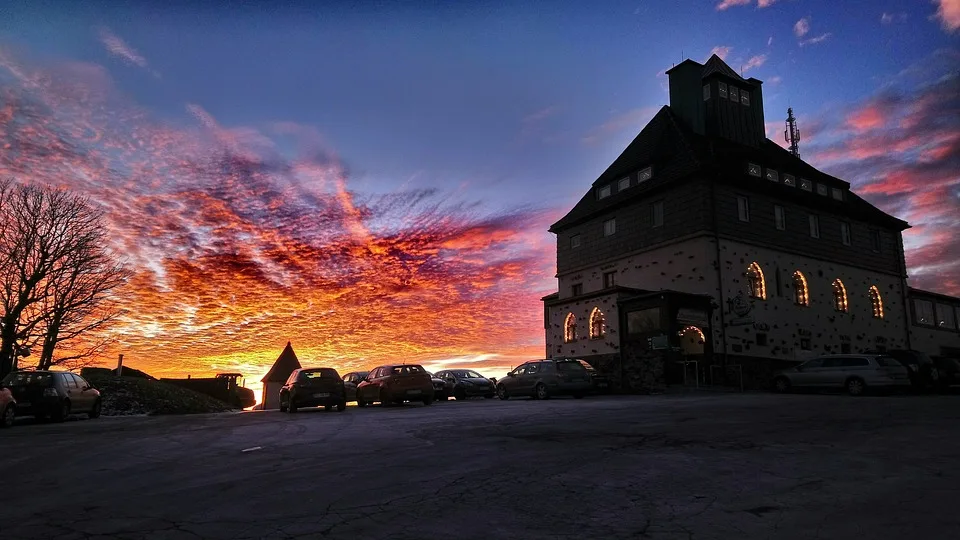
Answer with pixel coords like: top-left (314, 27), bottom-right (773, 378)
top-left (261, 341), bottom-right (302, 383)
top-left (700, 54), bottom-right (746, 82)
top-left (908, 287), bottom-right (960, 303)
top-left (549, 105), bottom-right (909, 233)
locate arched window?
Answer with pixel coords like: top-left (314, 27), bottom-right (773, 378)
top-left (746, 262), bottom-right (767, 300)
top-left (564, 313), bottom-right (577, 343)
top-left (832, 279), bottom-right (848, 312)
top-left (869, 286), bottom-right (884, 319)
top-left (589, 307), bottom-right (606, 339)
top-left (793, 271), bottom-right (809, 306)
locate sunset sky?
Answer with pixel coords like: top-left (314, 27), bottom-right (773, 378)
top-left (1, 1), bottom-right (957, 398)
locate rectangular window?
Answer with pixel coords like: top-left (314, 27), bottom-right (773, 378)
top-left (626, 308), bottom-right (661, 334)
top-left (703, 84), bottom-right (711, 100)
top-left (871, 230), bottom-right (881, 252)
top-left (737, 196), bottom-right (750, 222)
top-left (571, 283), bottom-right (583, 297)
top-left (816, 184), bottom-right (828, 196)
top-left (774, 205), bottom-right (785, 230)
top-left (831, 187), bottom-right (843, 201)
top-left (618, 177), bottom-right (630, 191)
top-left (809, 215), bottom-right (820, 238)
top-left (598, 185), bottom-right (611, 199)
top-left (800, 178), bottom-right (812, 191)
top-left (718, 82), bottom-right (728, 99)
top-left (764, 169), bottom-right (779, 182)
top-left (840, 222), bottom-right (851, 246)
top-left (603, 271), bottom-right (617, 288)
top-left (800, 338), bottom-right (812, 351)
top-left (741, 91), bottom-right (750, 105)
top-left (747, 163), bottom-right (761, 177)
top-left (783, 174), bottom-right (796, 187)
top-left (729, 87), bottom-right (739, 102)
top-left (638, 166), bottom-right (653, 182)
top-left (936, 304), bottom-right (956, 330)
top-left (570, 234), bottom-right (581, 249)
top-left (603, 218), bottom-right (616, 236)
top-left (914, 299), bottom-right (934, 326)
top-left (652, 201), bottom-right (664, 227)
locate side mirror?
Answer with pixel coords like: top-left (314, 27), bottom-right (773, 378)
top-left (507, 373), bottom-right (515, 377)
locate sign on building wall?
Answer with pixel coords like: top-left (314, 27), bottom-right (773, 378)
top-left (726, 291), bottom-right (754, 326)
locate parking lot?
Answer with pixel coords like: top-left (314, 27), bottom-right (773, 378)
top-left (2, 392), bottom-right (959, 540)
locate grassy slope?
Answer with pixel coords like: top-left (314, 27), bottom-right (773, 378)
top-left (85, 373), bottom-right (237, 416)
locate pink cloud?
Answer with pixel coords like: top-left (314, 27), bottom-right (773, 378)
top-left (709, 46), bottom-right (733, 61)
top-left (794, 17), bottom-right (811, 37)
top-left (98, 27), bottom-right (159, 78)
top-left (742, 54), bottom-right (767, 73)
top-left (716, 0), bottom-right (751, 11)
top-left (800, 33), bottom-right (832, 46)
top-left (758, 0), bottom-right (778, 7)
top-left (933, 0), bottom-right (960, 32)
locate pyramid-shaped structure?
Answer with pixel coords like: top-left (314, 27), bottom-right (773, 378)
top-left (261, 341), bottom-right (302, 383)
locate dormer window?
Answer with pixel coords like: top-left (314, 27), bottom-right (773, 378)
top-left (703, 84), bottom-right (711, 100)
top-left (831, 188), bottom-right (843, 201)
top-left (816, 184), bottom-right (828, 196)
top-left (764, 169), bottom-right (779, 182)
top-left (747, 163), bottom-right (761, 177)
top-left (598, 185), bottom-right (611, 199)
top-left (783, 174), bottom-right (796, 187)
top-left (799, 178), bottom-right (812, 191)
top-left (638, 167), bottom-right (653, 182)
top-left (729, 87), bottom-right (739, 102)
top-left (741, 91), bottom-right (750, 105)
top-left (718, 82), bottom-right (728, 99)
top-left (618, 177), bottom-right (630, 191)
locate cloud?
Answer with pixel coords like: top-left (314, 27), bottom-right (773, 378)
top-left (0, 50), bottom-right (557, 383)
top-left (766, 75), bottom-right (782, 85)
top-left (716, 0), bottom-right (751, 10)
top-left (794, 17), bottom-right (811, 37)
top-left (757, 0), bottom-right (778, 6)
top-left (933, 0), bottom-right (960, 32)
top-left (709, 46), bottom-right (733, 61)
top-left (742, 54), bottom-right (767, 73)
top-left (768, 36), bottom-right (774, 46)
top-left (881, 12), bottom-right (908, 24)
top-left (800, 33), bottom-right (832, 46)
top-left (802, 53), bottom-right (960, 294)
top-left (581, 107), bottom-right (658, 145)
top-left (522, 106), bottom-right (559, 124)
top-left (98, 27), bottom-right (159, 77)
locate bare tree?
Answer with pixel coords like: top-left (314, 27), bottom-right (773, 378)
top-left (0, 179), bottom-right (128, 377)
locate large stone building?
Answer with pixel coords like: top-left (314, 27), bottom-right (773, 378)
top-left (543, 54), bottom-right (959, 390)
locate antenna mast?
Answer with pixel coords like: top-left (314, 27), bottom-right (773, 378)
top-left (784, 107), bottom-right (801, 158)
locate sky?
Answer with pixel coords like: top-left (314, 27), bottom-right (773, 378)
top-left (1, 0), bottom-right (957, 399)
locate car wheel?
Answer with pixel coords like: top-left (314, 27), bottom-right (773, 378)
top-left (89, 399), bottom-right (102, 419)
top-left (53, 400), bottom-right (71, 422)
top-left (336, 401), bottom-right (346, 412)
top-left (497, 384), bottom-right (509, 400)
top-left (1, 404), bottom-right (14, 428)
top-left (773, 377), bottom-right (791, 394)
top-left (454, 387), bottom-right (466, 401)
top-left (846, 377), bottom-right (866, 397)
top-left (534, 383), bottom-right (549, 400)
top-left (279, 396), bottom-right (288, 412)
top-left (288, 400), bottom-right (298, 413)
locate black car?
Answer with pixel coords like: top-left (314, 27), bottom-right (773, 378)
top-left (0, 370), bottom-right (102, 421)
top-left (932, 356), bottom-right (960, 391)
top-left (434, 369), bottom-right (496, 400)
top-left (425, 372), bottom-right (454, 400)
top-left (866, 349), bottom-right (939, 391)
top-left (279, 368), bottom-right (347, 413)
top-left (496, 359), bottom-right (591, 400)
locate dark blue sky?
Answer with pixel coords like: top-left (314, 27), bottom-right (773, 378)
top-left (4, 0), bottom-right (954, 212)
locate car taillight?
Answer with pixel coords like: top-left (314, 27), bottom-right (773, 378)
top-left (43, 388), bottom-right (58, 397)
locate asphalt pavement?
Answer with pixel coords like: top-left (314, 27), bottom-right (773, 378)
top-left (2, 392), bottom-right (959, 540)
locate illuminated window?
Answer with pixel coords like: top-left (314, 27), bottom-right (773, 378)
top-left (746, 262), bottom-right (767, 300)
top-left (589, 307), bottom-right (606, 339)
top-left (793, 271), bottom-right (809, 306)
top-left (868, 286), bottom-right (883, 319)
top-left (832, 279), bottom-right (848, 312)
top-left (564, 313), bottom-right (577, 343)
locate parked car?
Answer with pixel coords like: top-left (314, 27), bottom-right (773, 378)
top-left (356, 364), bottom-right (434, 407)
top-left (567, 359), bottom-right (611, 394)
top-left (425, 371), bottom-right (454, 400)
top-left (434, 369), bottom-right (496, 400)
top-left (341, 371), bottom-right (369, 402)
top-left (772, 354), bottom-right (910, 396)
top-left (0, 370), bottom-right (102, 421)
top-left (279, 368), bottom-right (346, 413)
top-left (496, 359), bottom-right (592, 400)
top-left (865, 349), bottom-right (939, 391)
top-left (932, 356), bottom-right (960, 391)
top-left (0, 386), bottom-right (15, 428)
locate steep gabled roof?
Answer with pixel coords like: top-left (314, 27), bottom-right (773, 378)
top-left (261, 341), bottom-right (302, 383)
top-left (701, 54), bottom-right (746, 82)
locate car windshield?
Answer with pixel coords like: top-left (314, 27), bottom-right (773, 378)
top-left (298, 368), bottom-right (339, 381)
top-left (2, 372), bottom-right (53, 386)
top-left (556, 361), bottom-right (586, 373)
top-left (452, 370), bottom-right (484, 378)
top-left (873, 356), bottom-right (902, 367)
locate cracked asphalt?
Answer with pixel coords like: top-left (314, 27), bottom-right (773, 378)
top-left (2, 393), bottom-right (959, 540)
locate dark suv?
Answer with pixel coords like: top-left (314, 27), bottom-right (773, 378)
top-left (496, 359), bottom-right (592, 400)
top-left (279, 368), bottom-right (347, 413)
top-left (0, 370), bottom-right (102, 421)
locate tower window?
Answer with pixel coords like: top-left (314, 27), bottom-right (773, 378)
top-left (747, 163), bottom-right (761, 177)
top-left (793, 271), bottom-right (810, 306)
top-left (729, 87), bottom-right (739, 102)
top-left (564, 313), bottom-right (577, 343)
top-left (832, 279), bottom-right (848, 313)
top-left (719, 82), bottom-right (728, 99)
top-left (589, 307), bottom-right (606, 339)
top-left (746, 262), bottom-right (767, 300)
top-left (618, 177), bottom-right (630, 191)
top-left (598, 185), bottom-right (611, 199)
top-left (638, 167), bottom-right (653, 182)
top-left (800, 178), bottom-right (812, 191)
top-left (783, 174), bottom-right (796, 187)
top-left (741, 91), bottom-right (750, 105)
top-left (869, 286), bottom-right (884, 319)
top-left (816, 184), bottom-right (828, 196)
top-left (765, 169), bottom-right (779, 182)
top-left (603, 218), bottom-right (616, 236)
top-left (570, 234), bottom-right (581, 249)
top-left (831, 188), bottom-right (843, 200)
top-left (703, 84), bottom-right (711, 100)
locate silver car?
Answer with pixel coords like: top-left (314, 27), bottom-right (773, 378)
top-left (772, 354), bottom-right (911, 396)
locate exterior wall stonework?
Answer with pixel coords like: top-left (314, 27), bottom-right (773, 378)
top-left (546, 293), bottom-right (620, 359)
